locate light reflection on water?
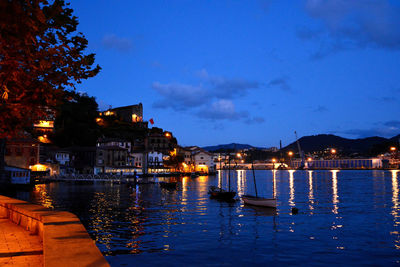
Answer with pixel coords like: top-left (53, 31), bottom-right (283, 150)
top-left (5, 170), bottom-right (400, 265)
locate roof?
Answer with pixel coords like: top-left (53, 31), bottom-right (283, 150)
top-left (97, 146), bottom-right (128, 151)
top-left (5, 165), bottom-right (31, 171)
top-left (6, 138), bottom-right (40, 144)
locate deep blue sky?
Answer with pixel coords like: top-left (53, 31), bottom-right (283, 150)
top-left (70, 0), bottom-right (400, 147)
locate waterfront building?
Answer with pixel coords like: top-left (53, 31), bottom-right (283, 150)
top-left (2, 165), bottom-right (30, 185)
top-left (291, 158), bottom-right (383, 169)
top-left (131, 152), bottom-right (144, 168)
top-left (68, 146), bottom-right (96, 174)
top-left (192, 150), bottom-right (215, 173)
top-left (146, 127), bottom-right (177, 155)
top-left (99, 103), bottom-right (144, 124)
top-left (5, 138), bottom-right (40, 169)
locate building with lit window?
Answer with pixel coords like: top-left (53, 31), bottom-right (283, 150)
top-left (291, 158), bottom-right (383, 169)
top-left (99, 103), bottom-right (146, 125)
top-left (5, 138), bottom-right (40, 169)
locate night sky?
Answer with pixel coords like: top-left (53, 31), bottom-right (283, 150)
top-left (70, 0), bottom-right (400, 148)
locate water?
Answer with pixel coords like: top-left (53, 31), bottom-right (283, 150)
top-left (4, 170), bottom-right (400, 266)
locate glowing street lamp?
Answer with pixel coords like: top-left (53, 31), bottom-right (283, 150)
top-left (288, 151), bottom-right (293, 169)
top-left (331, 149), bottom-right (336, 154)
top-left (390, 147), bottom-right (397, 152)
top-left (272, 158), bottom-right (276, 169)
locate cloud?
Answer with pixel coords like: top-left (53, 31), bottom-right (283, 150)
top-left (198, 100), bottom-right (241, 120)
top-left (244, 116), bottom-right (265, 125)
top-left (300, 0), bottom-right (400, 57)
top-left (152, 70), bottom-right (262, 116)
top-left (380, 96), bottom-right (397, 103)
top-left (197, 69), bottom-right (261, 98)
top-left (336, 120), bottom-right (400, 138)
top-left (268, 77), bottom-right (291, 91)
top-left (384, 120), bottom-right (400, 128)
top-left (152, 82), bottom-right (208, 111)
top-left (102, 34), bottom-right (133, 52)
top-left (313, 105), bottom-right (328, 112)
top-left (150, 61), bottom-right (163, 68)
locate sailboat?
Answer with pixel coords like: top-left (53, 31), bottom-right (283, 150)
top-left (208, 154), bottom-right (236, 200)
top-left (242, 162), bottom-right (277, 208)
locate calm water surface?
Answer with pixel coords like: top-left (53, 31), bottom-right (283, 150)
top-left (5, 170), bottom-right (400, 266)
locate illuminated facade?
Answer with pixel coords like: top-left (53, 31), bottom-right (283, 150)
top-left (99, 103), bottom-right (144, 124)
top-left (5, 138), bottom-right (40, 169)
top-left (291, 158), bottom-right (383, 169)
top-left (146, 128), bottom-right (177, 154)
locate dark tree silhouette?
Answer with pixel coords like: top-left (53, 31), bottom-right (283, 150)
top-left (0, 0), bottom-right (100, 137)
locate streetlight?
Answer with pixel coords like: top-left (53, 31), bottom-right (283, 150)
top-left (390, 147), bottom-right (396, 152)
top-left (331, 148), bottom-right (337, 159)
top-left (272, 158), bottom-right (276, 169)
top-left (288, 151), bottom-right (293, 169)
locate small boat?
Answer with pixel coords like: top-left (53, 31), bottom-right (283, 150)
top-left (159, 181), bottom-right (177, 189)
top-left (190, 172), bottom-right (199, 178)
top-left (208, 153), bottom-right (237, 201)
top-left (241, 195), bottom-right (276, 208)
top-left (208, 186), bottom-right (236, 200)
top-left (242, 161), bottom-right (277, 208)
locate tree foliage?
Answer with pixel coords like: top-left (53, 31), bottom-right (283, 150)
top-left (0, 0), bottom-right (100, 138)
top-left (50, 90), bottom-right (99, 147)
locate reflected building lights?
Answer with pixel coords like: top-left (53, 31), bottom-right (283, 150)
top-left (182, 177), bottom-right (188, 206)
top-left (218, 170), bottom-right (222, 188)
top-left (331, 170), bottom-right (339, 214)
top-left (236, 170), bottom-right (245, 196)
top-left (288, 170), bottom-right (295, 207)
top-left (273, 170), bottom-right (277, 198)
top-left (391, 170), bottom-right (400, 249)
top-left (308, 171), bottom-right (314, 213)
top-left (33, 184), bottom-right (54, 209)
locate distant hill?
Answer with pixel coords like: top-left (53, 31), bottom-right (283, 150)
top-left (282, 134), bottom-right (394, 156)
top-left (202, 143), bottom-right (257, 152)
top-left (202, 133), bottom-right (400, 155)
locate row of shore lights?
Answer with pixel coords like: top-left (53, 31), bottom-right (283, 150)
top-left (220, 147), bottom-right (397, 164)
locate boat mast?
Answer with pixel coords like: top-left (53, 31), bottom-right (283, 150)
top-left (228, 153), bottom-right (231, 192)
top-left (272, 170), bottom-right (276, 198)
top-left (251, 159), bottom-right (258, 198)
top-left (295, 131), bottom-right (305, 168)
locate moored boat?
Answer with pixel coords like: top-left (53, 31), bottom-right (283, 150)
top-left (241, 195), bottom-right (276, 208)
top-left (208, 186), bottom-right (236, 200)
top-left (159, 181), bottom-right (177, 189)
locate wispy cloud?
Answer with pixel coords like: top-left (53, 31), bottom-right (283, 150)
top-left (384, 120), bottom-right (400, 128)
top-left (244, 116), bottom-right (265, 125)
top-left (152, 70), bottom-right (262, 121)
top-left (102, 34), bottom-right (133, 52)
top-left (198, 99), bottom-right (241, 120)
top-left (313, 105), bottom-right (328, 113)
top-left (197, 69), bottom-right (261, 98)
top-left (335, 120), bottom-right (400, 138)
top-left (152, 82), bottom-right (208, 111)
top-left (268, 77), bottom-right (291, 91)
top-left (300, 0), bottom-right (400, 58)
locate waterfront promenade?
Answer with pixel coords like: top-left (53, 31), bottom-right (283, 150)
top-left (0, 218), bottom-right (43, 266)
top-left (0, 195), bottom-right (109, 267)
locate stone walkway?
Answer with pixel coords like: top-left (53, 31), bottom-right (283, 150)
top-left (0, 218), bottom-right (43, 266)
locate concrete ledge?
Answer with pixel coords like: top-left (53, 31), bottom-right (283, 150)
top-left (0, 195), bottom-right (109, 267)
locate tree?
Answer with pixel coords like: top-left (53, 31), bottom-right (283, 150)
top-left (0, 0), bottom-right (100, 138)
top-left (50, 90), bottom-right (100, 147)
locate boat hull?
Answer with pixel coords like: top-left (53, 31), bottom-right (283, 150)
top-left (159, 182), bottom-right (177, 189)
top-left (242, 195), bottom-right (277, 208)
top-left (208, 186), bottom-right (236, 200)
